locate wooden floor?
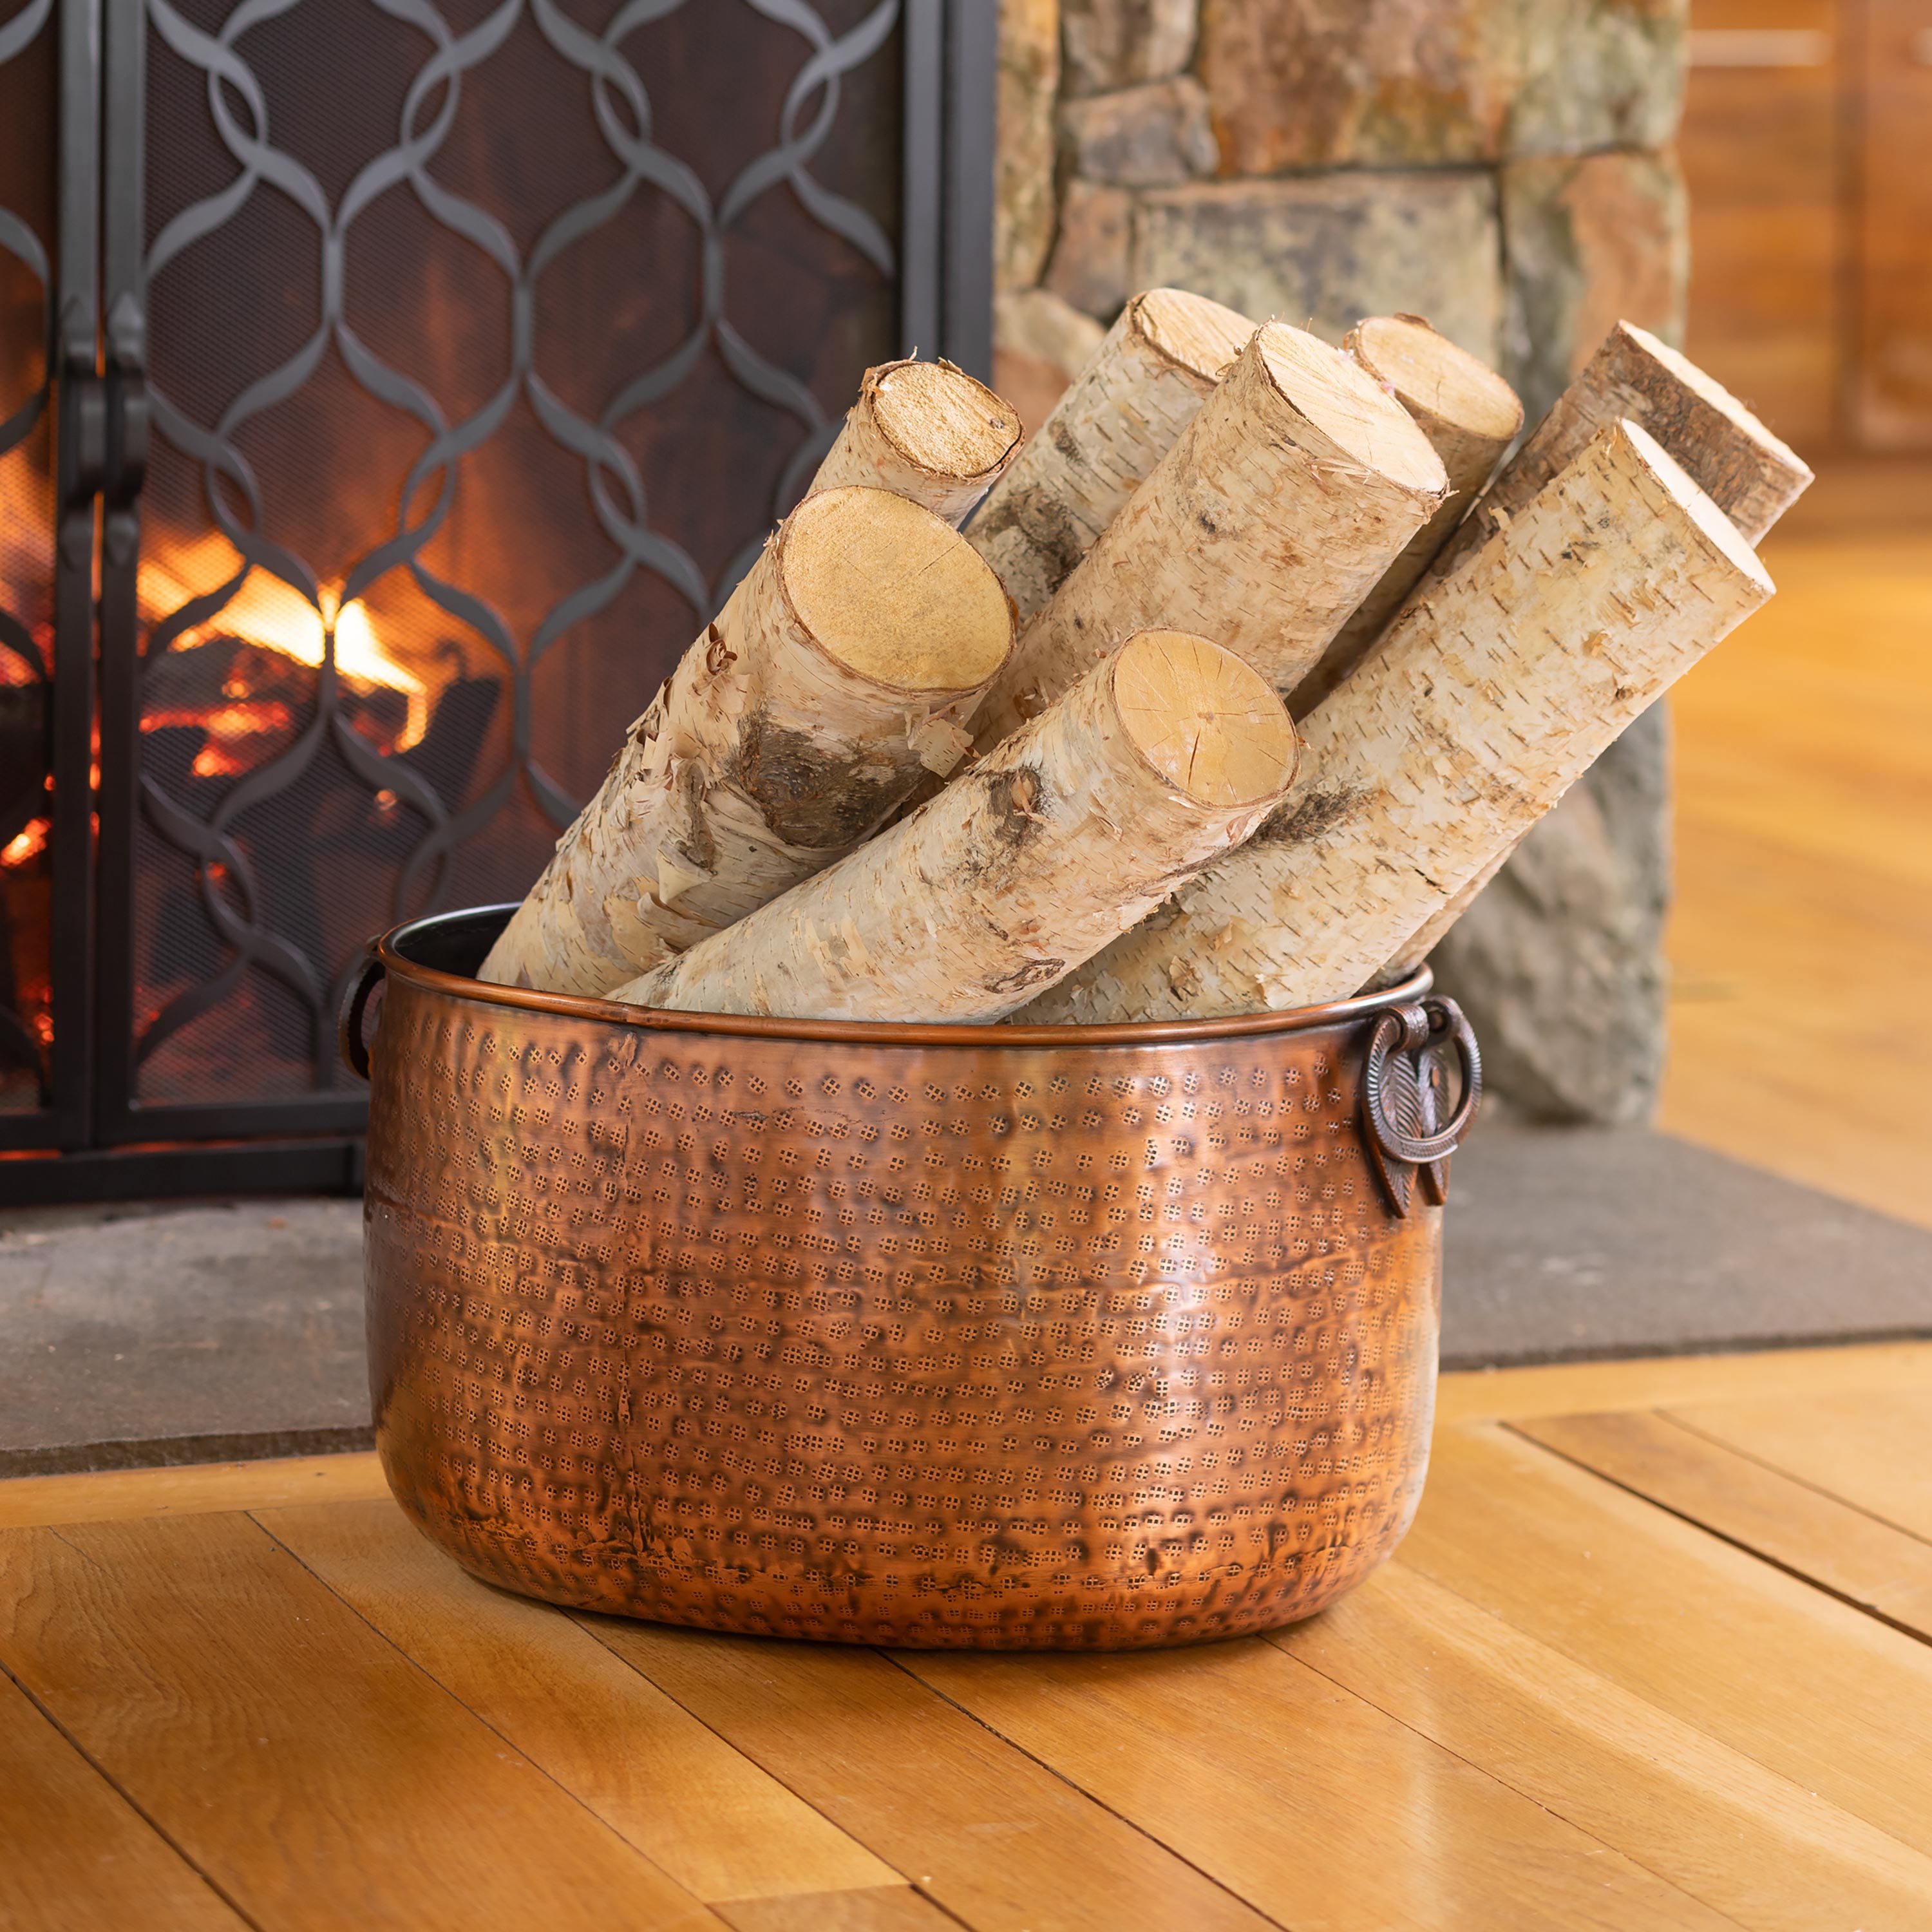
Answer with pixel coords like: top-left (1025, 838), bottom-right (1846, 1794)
top-left (1662, 457), bottom-right (1932, 1226)
top-left (4, 1342), bottom-right (1931, 1931)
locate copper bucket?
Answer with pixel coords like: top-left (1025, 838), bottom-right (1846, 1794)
top-left (345, 905), bottom-right (1480, 1651)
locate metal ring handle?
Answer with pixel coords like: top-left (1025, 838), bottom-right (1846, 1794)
top-left (1363, 997), bottom-right (1482, 1166)
top-left (337, 943), bottom-right (386, 1082)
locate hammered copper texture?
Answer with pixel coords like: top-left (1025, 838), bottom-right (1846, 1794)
top-left (364, 932), bottom-right (1444, 1651)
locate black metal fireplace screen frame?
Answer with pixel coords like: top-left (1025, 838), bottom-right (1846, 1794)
top-left (2, 0), bottom-right (994, 1204)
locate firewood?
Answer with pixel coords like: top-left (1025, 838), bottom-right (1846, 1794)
top-left (1288, 314), bottom-right (1522, 714)
top-left (1363, 326), bottom-right (1814, 984)
top-left (1021, 419), bottom-right (1774, 1026)
top-left (609, 631), bottom-right (1296, 1025)
top-left (968, 322), bottom-right (1448, 753)
top-left (1374, 846), bottom-right (1511, 986)
top-left (478, 488), bottom-right (1013, 996)
top-left (810, 358), bottom-right (1021, 525)
top-left (1430, 320), bottom-right (1811, 590)
top-left (966, 287), bottom-right (1254, 625)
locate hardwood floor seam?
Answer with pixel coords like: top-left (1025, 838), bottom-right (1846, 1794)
top-left (1658, 1409), bottom-right (1932, 1552)
top-left (875, 1647), bottom-right (1300, 1932)
top-left (246, 1512), bottom-right (732, 1926)
top-left (1499, 1421), bottom-right (1932, 1653)
top-left (0, 1647), bottom-right (263, 1932)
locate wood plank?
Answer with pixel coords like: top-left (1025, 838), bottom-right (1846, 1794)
top-left (0, 1669), bottom-right (246, 1932)
top-left (714, 1889), bottom-right (958, 1932)
top-left (258, 1497), bottom-right (898, 1905)
top-left (1275, 1558), bottom-right (1932, 1932)
top-left (1396, 1423), bottom-right (1932, 1856)
top-left (1517, 1409), bottom-right (1932, 1640)
top-left (1669, 1388), bottom-right (1932, 1544)
top-left (1434, 1341), bottom-right (1932, 1425)
top-left (1662, 506), bottom-right (1932, 1221)
top-left (577, 1616), bottom-right (1273, 1932)
top-left (898, 1639), bottom-right (1736, 1931)
top-left (1852, 0), bottom-right (1932, 446)
top-left (0, 1452), bottom-right (388, 1530)
top-left (1679, 0), bottom-right (1840, 449)
top-left (0, 1513), bottom-right (720, 1932)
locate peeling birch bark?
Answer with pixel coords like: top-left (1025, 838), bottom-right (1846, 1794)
top-left (609, 631), bottom-right (1296, 1025)
top-left (969, 321), bottom-right (1448, 752)
top-left (1021, 420), bottom-right (1775, 1026)
top-left (1288, 313), bottom-right (1522, 714)
top-left (478, 488), bottom-right (1013, 996)
top-left (1430, 320), bottom-right (1811, 594)
top-left (810, 358), bottom-right (1022, 525)
top-left (965, 287), bottom-right (1255, 625)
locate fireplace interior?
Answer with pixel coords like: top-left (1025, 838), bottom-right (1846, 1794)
top-left (0, 0), bottom-right (992, 1200)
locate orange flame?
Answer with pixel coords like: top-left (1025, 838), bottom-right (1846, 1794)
top-left (138, 533), bottom-right (429, 750)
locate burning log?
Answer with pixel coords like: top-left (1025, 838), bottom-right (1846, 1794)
top-left (967, 322), bottom-right (1448, 753)
top-left (609, 630), bottom-right (1296, 1024)
top-left (479, 487), bottom-right (1013, 996)
top-left (809, 358), bottom-right (1022, 526)
top-left (965, 287), bottom-right (1255, 626)
top-left (1021, 419), bottom-right (1774, 1025)
top-left (1288, 314), bottom-right (1522, 714)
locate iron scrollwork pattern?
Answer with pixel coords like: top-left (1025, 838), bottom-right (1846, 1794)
top-left (0, 0), bottom-right (57, 1113)
top-left (127, 0), bottom-right (903, 1106)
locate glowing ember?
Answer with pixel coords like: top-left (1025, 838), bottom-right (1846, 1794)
top-left (1, 816), bottom-right (48, 868)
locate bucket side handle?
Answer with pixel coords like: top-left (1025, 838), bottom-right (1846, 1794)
top-left (339, 943), bottom-right (386, 1082)
top-left (1362, 998), bottom-right (1482, 1215)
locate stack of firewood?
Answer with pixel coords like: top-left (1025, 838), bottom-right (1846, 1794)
top-left (480, 294), bottom-right (1810, 1028)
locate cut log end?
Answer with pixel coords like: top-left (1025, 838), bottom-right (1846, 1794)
top-left (870, 359), bottom-right (1021, 483)
top-left (1134, 287), bottom-right (1256, 384)
top-left (1616, 319), bottom-right (1813, 494)
top-left (1349, 314), bottom-right (1524, 444)
top-left (1256, 323), bottom-right (1448, 498)
top-left (782, 486), bottom-right (1013, 694)
top-left (1112, 630), bottom-right (1298, 808)
top-left (1620, 419), bottom-right (1776, 592)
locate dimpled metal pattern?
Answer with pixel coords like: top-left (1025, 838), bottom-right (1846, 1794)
top-left (364, 918), bottom-right (1446, 1651)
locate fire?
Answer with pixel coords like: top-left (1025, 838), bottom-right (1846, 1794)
top-left (138, 533), bottom-right (429, 750)
top-left (1, 815), bottom-right (48, 868)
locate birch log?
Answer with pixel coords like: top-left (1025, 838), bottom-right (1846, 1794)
top-left (969, 322), bottom-right (1448, 753)
top-left (966, 287), bottom-right (1255, 625)
top-left (1365, 327), bottom-right (1815, 987)
top-left (610, 631), bottom-right (1296, 1025)
top-left (1287, 314), bottom-right (1522, 714)
top-left (478, 488), bottom-right (1013, 995)
top-left (810, 358), bottom-right (1021, 524)
top-left (1428, 320), bottom-right (1812, 592)
top-left (1021, 420), bottom-right (1774, 1026)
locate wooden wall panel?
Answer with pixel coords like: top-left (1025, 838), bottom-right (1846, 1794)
top-left (1852, 0), bottom-right (1932, 445)
top-left (1680, 0), bottom-right (1842, 449)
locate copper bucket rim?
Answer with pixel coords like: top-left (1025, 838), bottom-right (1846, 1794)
top-left (368, 903), bottom-right (1436, 1052)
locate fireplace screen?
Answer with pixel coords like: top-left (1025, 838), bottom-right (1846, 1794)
top-left (3, 0), bottom-right (991, 1188)
top-left (1, 0), bottom-right (66, 1135)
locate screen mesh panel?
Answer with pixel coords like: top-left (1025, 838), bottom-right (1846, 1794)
top-left (0, 0), bottom-right (57, 1117)
top-left (130, 0), bottom-right (902, 1105)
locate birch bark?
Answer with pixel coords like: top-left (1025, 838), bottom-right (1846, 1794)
top-left (969, 322), bottom-right (1447, 752)
top-left (610, 631), bottom-right (1296, 1024)
top-left (1288, 314), bottom-right (1522, 714)
top-left (1021, 420), bottom-right (1774, 1025)
top-left (479, 488), bottom-right (1012, 995)
top-left (965, 287), bottom-right (1255, 624)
